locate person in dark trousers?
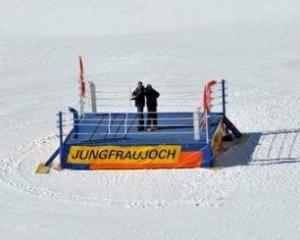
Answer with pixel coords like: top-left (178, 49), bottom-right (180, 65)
top-left (145, 84), bottom-right (160, 131)
top-left (131, 81), bottom-right (146, 131)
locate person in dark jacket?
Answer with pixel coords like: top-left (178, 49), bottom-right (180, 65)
top-left (145, 84), bottom-right (160, 131)
top-left (131, 81), bottom-right (146, 131)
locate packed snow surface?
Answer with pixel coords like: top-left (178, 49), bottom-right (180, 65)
top-left (0, 1), bottom-right (300, 239)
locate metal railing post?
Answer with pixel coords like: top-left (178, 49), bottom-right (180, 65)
top-left (124, 113), bottom-right (128, 134)
top-left (205, 111), bottom-right (210, 144)
top-left (193, 109), bottom-right (200, 140)
top-left (58, 111), bottom-right (63, 146)
top-left (108, 113), bottom-right (111, 133)
top-left (79, 97), bottom-right (84, 115)
top-left (89, 81), bottom-right (97, 113)
top-left (221, 79), bottom-right (226, 116)
top-left (221, 79), bottom-right (230, 135)
top-left (68, 107), bottom-right (79, 138)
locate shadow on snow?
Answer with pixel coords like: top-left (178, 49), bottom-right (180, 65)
top-left (215, 128), bottom-right (300, 168)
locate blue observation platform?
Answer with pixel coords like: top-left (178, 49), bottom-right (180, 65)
top-left (38, 79), bottom-right (242, 173)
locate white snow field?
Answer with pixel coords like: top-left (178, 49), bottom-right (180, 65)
top-left (1, 1), bottom-right (300, 239)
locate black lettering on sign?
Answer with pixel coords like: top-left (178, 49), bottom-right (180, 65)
top-left (123, 151), bottom-right (132, 160)
top-left (99, 150), bottom-right (108, 159)
top-left (158, 150), bottom-right (167, 159)
top-left (115, 151), bottom-right (123, 160)
top-left (108, 150), bottom-right (116, 159)
top-left (149, 150), bottom-right (158, 159)
top-left (79, 150), bottom-right (88, 160)
top-left (167, 149), bottom-right (177, 159)
top-left (132, 151), bottom-right (141, 160)
top-left (89, 150), bottom-right (99, 159)
top-left (71, 150), bottom-right (80, 159)
top-left (70, 146), bottom-right (180, 162)
top-left (141, 151), bottom-right (148, 160)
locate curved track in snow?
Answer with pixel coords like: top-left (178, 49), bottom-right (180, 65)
top-left (0, 135), bottom-right (242, 209)
top-left (1, 128), bottom-right (299, 210)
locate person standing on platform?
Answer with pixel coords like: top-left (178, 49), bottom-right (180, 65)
top-left (131, 81), bottom-right (146, 131)
top-left (145, 84), bottom-right (160, 131)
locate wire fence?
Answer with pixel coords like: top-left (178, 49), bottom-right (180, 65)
top-left (79, 82), bottom-right (203, 113)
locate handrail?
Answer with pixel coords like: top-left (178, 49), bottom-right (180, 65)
top-left (94, 90), bottom-right (201, 93)
top-left (72, 123), bottom-right (194, 127)
top-left (66, 79), bottom-right (214, 142)
top-left (85, 104), bottom-right (199, 108)
top-left (63, 109), bottom-right (206, 141)
top-left (69, 131), bottom-right (195, 136)
top-left (62, 116), bottom-right (201, 123)
top-left (86, 97), bottom-right (199, 101)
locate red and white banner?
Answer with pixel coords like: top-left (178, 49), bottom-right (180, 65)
top-left (79, 56), bottom-right (87, 97)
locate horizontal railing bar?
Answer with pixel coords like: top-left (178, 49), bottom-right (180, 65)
top-left (210, 88), bottom-right (222, 93)
top-left (90, 105), bottom-right (200, 107)
top-left (158, 98), bottom-right (198, 101)
top-left (80, 111), bottom-right (204, 115)
top-left (95, 91), bottom-right (129, 93)
top-left (64, 117), bottom-right (203, 122)
top-left (85, 103), bottom-right (198, 106)
top-left (70, 131), bottom-right (195, 136)
top-left (65, 111), bottom-right (204, 115)
top-left (87, 97), bottom-right (199, 100)
top-left (73, 123), bottom-right (194, 127)
top-left (211, 95), bottom-right (223, 100)
top-left (94, 97), bottom-right (130, 100)
top-left (62, 119), bottom-right (205, 124)
top-left (211, 102), bottom-right (223, 106)
top-left (86, 98), bottom-right (199, 102)
top-left (95, 91), bottom-right (201, 94)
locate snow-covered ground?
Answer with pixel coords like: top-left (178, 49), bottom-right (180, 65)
top-left (0, 1), bottom-right (300, 239)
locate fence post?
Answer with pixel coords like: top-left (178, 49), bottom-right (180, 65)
top-left (108, 113), bottom-right (111, 134)
top-left (58, 111), bottom-right (64, 147)
top-left (221, 79), bottom-right (226, 116)
top-left (221, 79), bottom-right (230, 135)
top-left (193, 109), bottom-right (200, 140)
top-left (79, 96), bottom-right (84, 115)
top-left (124, 113), bottom-right (128, 134)
top-left (89, 81), bottom-right (97, 113)
top-left (205, 111), bottom-right (210, 144)
top-left (69, 107), bottom-right (79, 138)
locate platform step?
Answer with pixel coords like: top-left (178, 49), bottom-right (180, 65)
top-left (35, 163), bottom-right (50, 174)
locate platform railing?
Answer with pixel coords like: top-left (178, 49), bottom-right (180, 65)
top-left (56, 83), bottom-right (229, 147)
top-left (58, 109), bottom-right (209, 142)
top-left (200, 79), bottom-right (229, 143)
top-left (68, 79), bottom-right (229, 144)
top-left (84, 80), bottom-right (228, 115)
top-left (86, 81), bottom-right (202, 113)
top-left (203, 79), bottom-right (228, 137)
top-left (205, 79), bottom-right (227, 114)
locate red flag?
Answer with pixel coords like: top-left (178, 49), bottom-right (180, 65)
top-left (79, 56), bottom-right (86, 97)
top-left (202, 80), bottom-right (217, 112)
